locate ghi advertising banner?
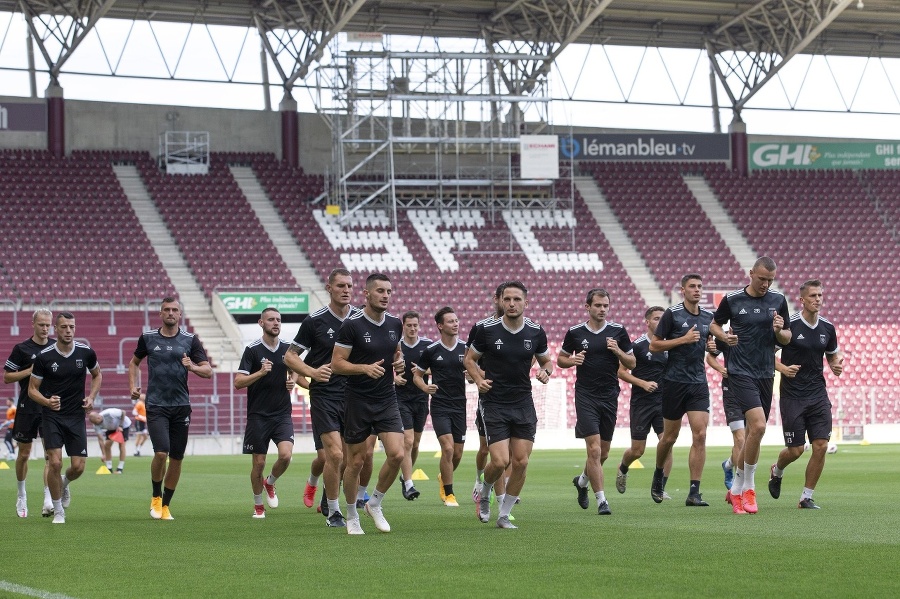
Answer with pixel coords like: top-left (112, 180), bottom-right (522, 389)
top-left (559, 133), bottom-right (729, 161)
top-left (218, 292), bottom-right (309, 315)
top-left (749, 142), bottom-right (900, 171)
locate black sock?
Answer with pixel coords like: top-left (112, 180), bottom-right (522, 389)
top-left (162, 487), bottom-right (175, 507)
top-left (619, 463), bottom-right (629, 475)
top-left (662, 476), bottom-right (669, 489)
top-left (152, 480), bottom-right (162, 497)
top-left (444, 484), bottom-right (454, 497)
top-left (689, 480), bottom-right (700, 496)
top-left (653, 467), bottom-right (664, 480)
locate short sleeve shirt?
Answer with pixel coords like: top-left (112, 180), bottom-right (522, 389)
top-left (416, 339), bottom-right (467, 410)
top-left (238, 339), bottom-right (292, 418)
top-left (629, 334), bottom-right (667, 402)
top-left (654, 303), bottom-right (714, 385)
top-left (335, 311), bottom-right (403, 403)
top-left (713, 288), bottom-right (790, 379)
top-left (31, 342), bottom-right (99, 417)
top-left (292, 306), bottom-right (358, 401)
top-left (396, 337), bottom-right (431, 403)
top-left (134, 329), bottom-right (207, 408)
top-left (778, 313), bottom-right (838, 401)
top-left (560, 321), bottom-right (632, 400)
top-left (5, 337), bottom-right (54, 414)
top-left (469, 317), bottom-right (549, 407)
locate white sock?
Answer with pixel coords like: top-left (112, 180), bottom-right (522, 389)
top-left (52, 499), bottom-right (63, 512)
top-left (266, 474), bottom-right (278, 486)
top-left (801, 487), bottom-right (814, 500)
top-left (480, 481), bottom-right (493, 500)
top-left (61, 475), bottom-right (70, 489)
top-left (744, 462), bottom-right (757, 491)
top-left (253, 493), bottom-right (263, 505)
top-left (327, 499), bottom-right (341, 514)
top-left (773, 464), bottom-right (785, 477)
top-left (105, 461), bottom-right (113, 470)
top-left (404, 479), bottom-right (413, 491)
top-left (496, 493), bottom-right (505, 506)
top-left (499, 494), bottom-right (518, 518)
top-left (731, 468), bottom-right (744, 495)
top-left (346, 502), bottom-right (358, 520)
top-left (476, 469), bottom-right (484, 483)
top-left (368, 490), bottom-right (384, 508)
top-left (724, 457), bottom-right (733, 469)
top-left (577, 471), bottom-right (589, 488)
top-left (43, 486), bottom-right (51, 504)
top-left (307, 474), bottom-right (320, 486)
top-left (117, 461), bottom-right (125, 471)
top-left (357, 486), bottom-right (367, 501)
top-left (595, 490), bottom-right (606, 505)
top-left (17, 480), bottom-right (26, 495)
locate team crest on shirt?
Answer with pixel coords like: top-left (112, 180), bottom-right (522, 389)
top-left (389, 331), bottom-right (398, 342)
top-left (820, 334), bottom-right (826, 344)
top-left (524, 339), bottom-right (532, 351)
top-left (51, 362), bottom-right (58, 372)
top-left (76, 359), bottom-right (83, 369)
top-left (458, 354), bottom-right (464, 362)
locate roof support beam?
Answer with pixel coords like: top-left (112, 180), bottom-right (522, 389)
top-left (706, 0), bottom-right (854, 114)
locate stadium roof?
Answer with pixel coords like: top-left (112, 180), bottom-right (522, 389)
top-left (5, 1), bottom-right (899, 58)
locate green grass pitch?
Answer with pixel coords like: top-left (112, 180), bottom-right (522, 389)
top-left (1, 444), bottom-right (898, 598)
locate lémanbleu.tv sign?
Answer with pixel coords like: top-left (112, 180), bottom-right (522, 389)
top-left (560, 133), bottom-right (730, 161)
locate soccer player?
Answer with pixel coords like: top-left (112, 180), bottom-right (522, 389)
top-left (394, 311), bottom-right (431, 501)
top-left (28, 312), bottom-right (102, 524)
top-left (414, 307), bottom-right (468, 507)
top-left (285, 268), bottom-right (359, 526)
top-left (129, 297), bottom-right (212, 521)
top-left (710, 257), bottom-right (791, 514)
top-left (235, 307), bottom-right (295, 519)
top-left (5, 308), bottom-right (55, 518)
top-left (767, 279), bottom-right (842, 509)
top-left (469, 285), bottom-right (508, 505)
top-left (465, 281), bottom-right (552, 529)
top-left (132, 395), bottom-right (148, 457)
top-left (88, 407), bottom-right (132, 473)
top-left (332, 273), bottom-right (406, 535)
top-left (649, 274), bottom-right (715, 507)
top-left (706, 331), bottom-right (746, 508)
top-left (558, 288), bottom-right (635, 516)
top-left (614, 306), bottom-right (673, 499)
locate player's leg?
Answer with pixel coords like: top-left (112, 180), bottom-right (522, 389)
top-left (496, 437), bottom-right (533, 527)
top-left (356, 434), bottom-right (376, 508)
top-left (473, 408), bottom-right (489, 501)
top-left (250, 452), bottom-right (267, 518)
top-left (321, 430), bottom-right (345, 520)
top-left (46, 448), bottom-right (63, 501)
top-left (399, 427), bottom-right (415, 483)
top-left (437, 432), bottom-right (455, 503)
top-left (364, 410), bottom-right (405, 534)
top-left (653, 418), bottom-right (681, 503)
top-left (342, 438), bottom-right (368, 533)
top-left (739, 405), bottom-right (766, 513)
top-left (147, 408), bottom-right (170, 516)
top-left (684, 409), bottom-right (709, 506)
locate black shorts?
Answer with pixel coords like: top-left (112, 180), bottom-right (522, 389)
top-left (42, 413), bottom-right (88, 457)
top-left (661, 381), bottom-right (710, 421)
top-left (11, 410), bottom-right (42, 443)
top-left (343, 394), bottom-right (404, 445)
top-left (729, 375), bottom-right (774, 421)
top-left (147, 405), bottom-right (192, 461)
top-left (134, 420), bottom-right (147, 433)
top-left (398, 399), bottom-right (429, 433)
top-left (479, 400), bottom-right (537, 445)
top-left (574, 393), bottom-right (618, 441)
top-left (630, 396), bottom-right (663, 441)
top-left (722, 381), bottom-right (744, 426)
top-left (310, 394), bottom-right (344, 450)
top-left (431, 407), bottom-right (467, 444)
top-left (104, 427), bottom-right (130, 442)
top-left (780, 395), bottom-right (833, 447)
top-left (475, 405), bottom-right (486, 438)
top-left (243, 414), bottom-right (295, 454)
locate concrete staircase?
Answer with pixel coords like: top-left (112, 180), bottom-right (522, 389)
top-left (574, 176), bottom-right (668, 307)
top-left (113, 165), bottom-right (242, 369)
top-left (684, 174), bottom-right (793, 311)
top-left (229, 166), bottom-right (328, 311)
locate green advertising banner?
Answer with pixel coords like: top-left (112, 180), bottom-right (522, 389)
top-left (749, 142), bottom-right (900, 171)
top-left (218, 292), bottom-right (309, 314)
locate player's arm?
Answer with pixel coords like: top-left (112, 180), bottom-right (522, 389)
top-left (128, 355), bottom-right (143, 399)
top-left (330, 344), bottom-right (385, 379)
top-left (648, 331), bottom-right (694, 352)
top-left (613, 345), bottom-right (636, 370)
top-left (617, 364), bottom-right (656, 393)
top-left (184, 356), bottom-right (212, 379)
top-left (706, 353), bottom-right (727, 376)
top-left (709, 322), bottom-right (738, 346)
top-left (826, 351), bottom-right (844, 376)
top-left (83, 366), bottom-right (102, 410)
top-left (27, 375), bottom-right (53, 409)
top-left (4, 365), bottom-right (32, 384)
top-left (535, 352), bottom-right (552, 384)
top-left (234, 364), bottom-right (271, 389)
top-left (463, 347), bottom-right (491, 393)
top-left (412, 367), bottom-right (437, 394)
top-left (556, 349), bottom-right (583, 369)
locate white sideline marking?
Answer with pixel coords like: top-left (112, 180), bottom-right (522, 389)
top-left (0, 581), bottom-right (78, 599)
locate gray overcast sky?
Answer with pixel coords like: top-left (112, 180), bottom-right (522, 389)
top-left (2, 13), bottom-right (899, 139)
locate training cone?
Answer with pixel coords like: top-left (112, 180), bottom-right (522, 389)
top-left (0, 461), bottom-right (10, 470)
top-left (96, 465), bottom-right (112, 475)
top-left (630, 459), bottom-right (645, 469)
top-left (860, 439), bottom-right (871, 446)
top-left (433, 451), bottom-right (442, 458)
top-left (410, 468), bottom-right (429, 480)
